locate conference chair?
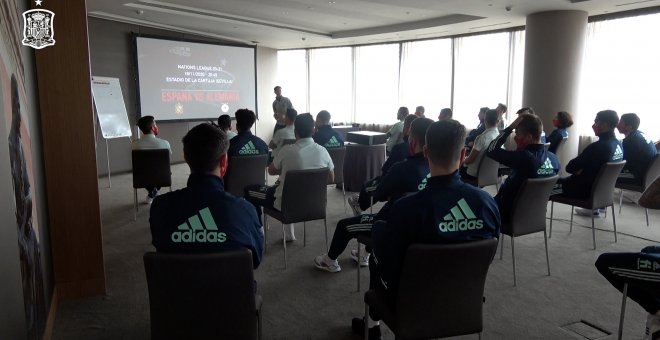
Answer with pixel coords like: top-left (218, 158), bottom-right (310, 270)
top-left (499, 176), bottom-right (558, 286)
top-left (549, 161), bottom-right (626, 250)
top-left (263, 168), bottom-right (329, 269)
top-left (224, 154), bottom-right (269, 198)
top-left (464, 155), bottom-right (500, 189)
top-left (543, 142), bottom-right (551, 150)
top-left (326, 146), bottom-right (347, 211)
top-left (143, 249), bottom-right (262, 340)
top-left (132, 149), bottom-right (171, 220)
top-left (616, 154), bottom-right (660, 226)
top-left (363, 239), bottom-right (498, 340)
top-left (282, 138), bottom-right (296, 146)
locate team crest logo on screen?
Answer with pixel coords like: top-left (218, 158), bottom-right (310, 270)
top-left (175, 102), bottom-right (184, 115)
top-left (22, 9), bottom-right (55, 49)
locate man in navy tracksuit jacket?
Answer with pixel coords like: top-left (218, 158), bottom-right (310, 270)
top-left (312, 110), bottom-right (345, 148)
top-left (553, 110), bottom-right (623, 199)
top-left (150, 123), bottom-right (264, 268)
top-left (380, 115), bottom-right (418, 175)
top-left (352, 119), bottom-right (500, 339)
top-left (314, 118), bottom-right (433, 273)
top-left (487, 114), bottom-right (560, 223)
top-left (227, 108), bottom-right (269, 159)
top-left (616, 113), bottom-right (657, 186)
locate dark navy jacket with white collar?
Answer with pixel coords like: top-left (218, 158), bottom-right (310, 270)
top-left (150, 173), bottom-right (264, 268)
top-left (228, 130), bottom-right (269, 157)
top-left (622, 130), bottom-right (657, 182)
top-left (312, 125), bottom-right (345, 148)
top-left (487, 127), bottom-right (560, 223)
top-left (562, 130), bottom-right (623, 198)
top-left (372, 172), bottom-right (500, 295)
top-left (372, 152), bottom-right (430, 220)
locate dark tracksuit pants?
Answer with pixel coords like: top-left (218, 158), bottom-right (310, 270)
top-left (327, 214), bottom-right (375, 260)
top-left (595, 246), bottom-right (660, 314)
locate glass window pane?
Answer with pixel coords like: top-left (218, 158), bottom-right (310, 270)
top-left (399, 39), bottom-right (452, 120)
top-left (354, 44), bottom-right (401, 124)
top-left (309, 47), bottom-right (353, 123)
top-left (277, 50), bottom-right (308, 113)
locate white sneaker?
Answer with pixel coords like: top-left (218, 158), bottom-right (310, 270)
top-left (575, 208), bottom-right (602, 218)
top-left (314, 254), bottom-right (341, 273)
top-left (348, 194), bottom-right (362, 216)
top-left (145, 195), bottom-right (154, 204)
top-left (284, 224), bottom-right (296, 242)
top-left (645, 313), bottom-right (660, 340)
top-left (350, 249), bottom-right (370, 267)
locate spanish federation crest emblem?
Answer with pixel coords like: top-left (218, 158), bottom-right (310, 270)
top-left (22, 9), bottom-right (55, 49)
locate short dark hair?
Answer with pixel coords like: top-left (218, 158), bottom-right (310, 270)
top-left (479, 107), bottom-right (489, 114)
top-left (317, 110), bottom-right (331, 124)
top-left (397, 107), bottom-right (409, 120)
top-left (555, 111), bottom-right (573, 129)
top-left (403, 114), bottom-right (418, 132)
top-left (497, 103), bottom-right (508, 113)
top-left (183, 123), bottom-right (229, 174)
top-left (439, 108), bottom-right (453, 119)
top-left (295, 113), bottom-right (315, 138)
top-left (620, 113), bottom-right (640, 131)
top-left (410, 117), bottom-right (433, 146)
top-left (138, 116), bottom-right (155, 134)
top-left (274, 86), bottom-right (281, 91)
top-left (285, 108), bottom-right (298, 122)
top-left (416, 106), bottom-right (425, 114)
top-left (596, 110), bottom-right (619, 129)
top-left (485, 109), bottom-right (499, 126)
top-left (516, 114), bottom-right (543, 141)
top-left (217, 114), bottom-right (231, 130)
top-left (426, 120), bottom-right (466, 168)
top-left (235, 109), bottom-right (256, 131)
top-left (516, 107), bottom-right (535, 115)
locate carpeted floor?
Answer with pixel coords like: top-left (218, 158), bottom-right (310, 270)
top-left (53, 163), bottom-right (660, 340)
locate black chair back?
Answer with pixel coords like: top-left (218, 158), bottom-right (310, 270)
top-left (282, 138), bottom-right (296, 146)
top-left (280, 168), bottom-right (328, 223)
top-left (132, 149), bottom-right (171, 189)
top-left (477, 155), bottom-right (500, 188)
top-left (591, 161), bottom-right (626, 209)
top-left (394, 239), bottom-right (498, 339)
top-left (326, 147), bottom-right (346, 184)
top-left (225, 154), bottom-right (268, 197)
top-left (505, 176), bottom-right (558, 236)
top-left (643, 154), bottom-right (660, 189)
top-left (143, 249), bottom-right (258, 340)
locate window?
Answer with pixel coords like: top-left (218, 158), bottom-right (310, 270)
top-left (354, 44), bottom-right (401, 124)
top-left (399, 39), bottom-right (453, 120)
top-left (308, 47), bottom-right (353, 123)
top-left (276, 50), bottom-right (308, 113)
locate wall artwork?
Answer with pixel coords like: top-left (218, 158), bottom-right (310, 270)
top-left (0, 0), bottom-right (47, 339)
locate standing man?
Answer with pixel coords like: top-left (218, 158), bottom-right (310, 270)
top-left (352, 119), bottom-right (500, 338)
top-left (132, 115), bottom-right (171, 204)
top-left (149, 123), bottom-right (264, 268)
top-left (272, 86), bottom-right (293, 134)
top-left (313, 110), bottom-right (345, 148)
top-left (616, 113), bottom-right (657, 187)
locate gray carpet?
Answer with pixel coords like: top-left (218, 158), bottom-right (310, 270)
top-left (53, 163), bottom-right (660, 339)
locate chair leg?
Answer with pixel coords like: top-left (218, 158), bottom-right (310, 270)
top-left (544, 229), bottom-right (550, 276)
top-left (357, 240), bottom-right (361, 292)
top-left (134, 189), bottom-right (138, 221)
top-left (324, 218), bottom-right (329, 253)
top-left (619, 189), bottom-right (623, 214)
top-left (282, 223), bottom-right (287, 270)
top-left (511, 236), bottom-right (517, 287)
top-left (611, 204), bottom-right (617, 243)
top-left (618, 283), bottom-right (628, 340)
top-left (591, 213), bottom-right (596, 250)
top-left (264, 214), bottom-right (268, 252)
top-left (479, 333), bottom-right (482, 340)
top-left (499, 236), bottom-right (504, 260)
top-left (303, 222), bottom-right (306, 247)
top-left (646, 208), bottom-right (649, 227)
top-left (549, 201), bottom-right (554, 238)
top-left (257, 306), bottom-right (263, 340)
top-left (343, 184), bottom-right (347, 214)
top-left (364, 303), bottom-right (370, 340)
top-left (570, 206), bottom-right (574, 233)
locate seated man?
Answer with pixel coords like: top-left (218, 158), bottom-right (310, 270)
top-left (218, 114), bottom-right (237, 139)
top-left (312, 110), bottom-right (345, 148)
top-left (460, 109), bottom-right (500, 183)
top-left (595, 177), bottom-right (660, 340)
top-left (552, 110), bottom-right (623, 217)
top-left (547, 111), bottom-right (574, 154)
top-left (227, 108), bottom-right (268, 157)
top-left (514, 107), bottom-right (546, 142)
top-left (245, 113), bottom-right (334, 241)
top-left (149, 123), bottom-right (264, 268)
top-left (496, 103), bottom-right (508, 131)
top-left (380, 114), bottom-right (417, 176)
top-left (386, 107), bottom-right (409, 154)
top-left (414, 105), bottom-right (425, 118)
top-left (269, 108), bottom-right (297, 160)
top-left (314, 118), bottom-right (433, 272)
top-left (353, 119), bottom-right (500, 338)
top-left (486, 114), bottom-right (560, 224)
top-left (438, 107), bottom-right (453, 121)
top-left (616, 113), bottom-right (657, 186)
top-left (131, 115), bottom-right (171, 204)
top-left (465, 106), bottom-right (489, 148)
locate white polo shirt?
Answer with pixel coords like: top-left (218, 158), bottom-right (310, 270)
top-left (466, 127), bottom-right (499, 177)
top-left (386, 121), bottom-right (404, 152)
top-left (131, 134), bottom-right (171, 152)
top-left (271, 124), bottom-right (295, 159)
top-left (272, 137), bottom-right (334, 210)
